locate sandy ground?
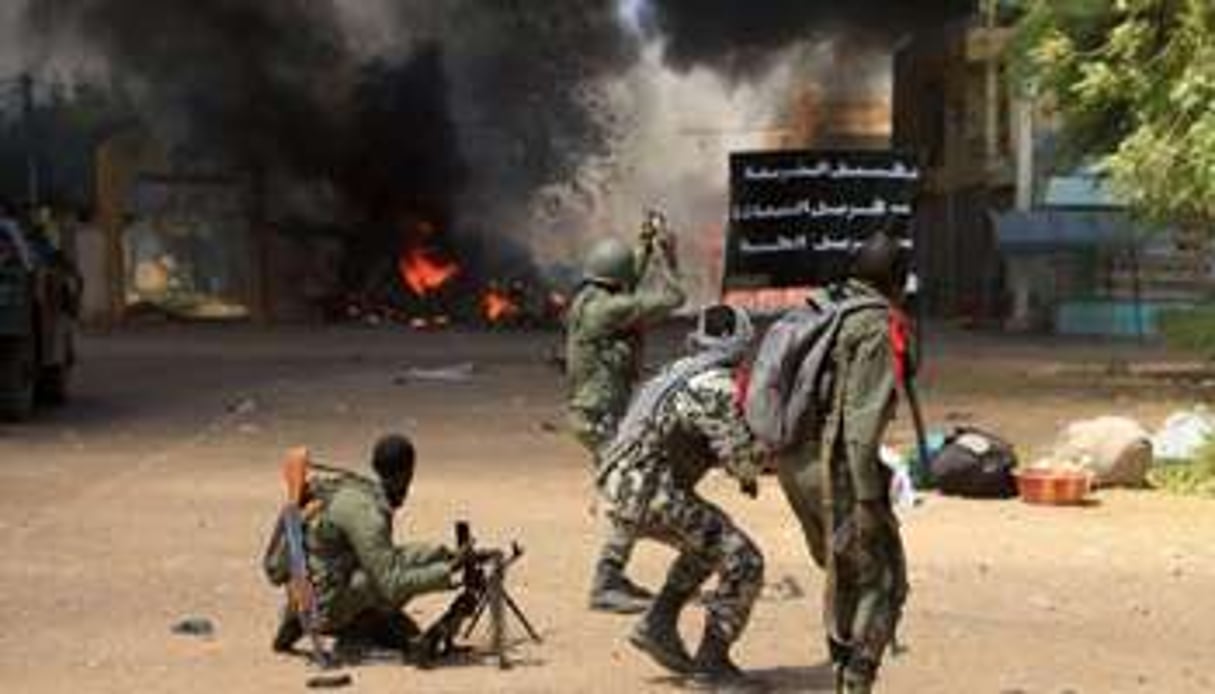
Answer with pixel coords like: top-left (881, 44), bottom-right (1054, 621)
top-left (0, 324), bottom-right (1212, 693)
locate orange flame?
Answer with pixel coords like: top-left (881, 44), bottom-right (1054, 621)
top-left (482, 287), bottom-right (520, 323)
top-left (398, 248), bottom-right (458, 296)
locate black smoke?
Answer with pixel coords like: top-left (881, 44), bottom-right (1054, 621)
top-left (23, 0), bottom-right (636, 245)
top-left (23, 0), bottom-right (978, 314)
top-left (24, 0), bottom-right (975, 223)
top-left (418, 1), bottom-right (639, 240)
top-left (641, 0), bottom-right (975, 80)
top-left (28, 0), bottom-right (349, 177)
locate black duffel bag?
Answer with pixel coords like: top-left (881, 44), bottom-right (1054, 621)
top-left (929, 427), bottom-right (1019, 499)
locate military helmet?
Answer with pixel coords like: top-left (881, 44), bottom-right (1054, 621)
top-left (583, 238), bottom-right (636, 288)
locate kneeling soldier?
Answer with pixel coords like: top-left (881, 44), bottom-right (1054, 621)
top-left (597, 304), bottom-right (767, 680)
top-left (264, 434), bottom-right (462, 656)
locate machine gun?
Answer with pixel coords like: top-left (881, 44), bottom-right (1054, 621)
top-left (415, 521), bottom-right (541, 670)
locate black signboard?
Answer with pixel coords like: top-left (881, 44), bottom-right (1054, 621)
top-left (723, 149), bottom-right (921, 289)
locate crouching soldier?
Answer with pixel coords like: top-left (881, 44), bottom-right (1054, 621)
top-left (263, 434), bottom-right (462, 657)
top-left (597, 304), bottom-right (767, 681)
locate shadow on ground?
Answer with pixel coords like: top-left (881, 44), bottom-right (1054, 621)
top-left (651, 661), bottom-right (835, 693)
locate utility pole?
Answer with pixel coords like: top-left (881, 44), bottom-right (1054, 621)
top-left (983, 0), bottom-right (1000, 173)
top-left (20, 72), bottom-right (39, 208)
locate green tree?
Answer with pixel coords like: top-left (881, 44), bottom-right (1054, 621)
top-left (1014, 0), bottom-right (1215, 226)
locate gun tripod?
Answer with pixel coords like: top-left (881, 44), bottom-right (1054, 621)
top-left (463, 543), bottom-right (542, 669)
top-left (417, 531), bottom-right (543, 671)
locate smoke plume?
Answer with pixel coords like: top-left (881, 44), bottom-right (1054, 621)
top-left (20, 0), bottom-right (974, 306)
top-left (640, 0), bottom-right (973, 80)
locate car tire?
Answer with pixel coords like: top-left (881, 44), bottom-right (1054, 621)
top-left (37, 365), bottom-right (69, 406)
top-left (36, 332), bottom-right (72, 407)
top-left (0, 336), bottom-right (36, 421)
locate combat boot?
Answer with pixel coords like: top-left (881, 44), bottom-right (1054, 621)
top-left (691, 624), bottom-right (745, 682)
top-left (838, 658), bottom-right (877, 694)
top-left (271, 606), bottom-right (304, 653)
top-left (839, 671), bottom-right (874, 694)
top-left (619, 575), bottom-right (655, 601)
top-left (627, 586), bottom-right (695, 674)
top-left (589, 561), bottom-right (651, 614)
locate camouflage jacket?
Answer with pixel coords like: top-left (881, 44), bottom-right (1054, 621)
top-left (301, 472), bottom-right (453, 619)
top-left (821, 280), bottom-right (899, 505)
top-left (597, 364), bottom-right (766, 524)
top-left (564, 249), bottom-right (685, 445)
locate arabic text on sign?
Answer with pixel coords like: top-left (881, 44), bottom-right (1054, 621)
top-left (742, 161), bottom-right (921, 183)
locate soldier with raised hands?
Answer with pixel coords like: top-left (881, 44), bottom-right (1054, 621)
top-left (565, 212), bottom-right (686, 613)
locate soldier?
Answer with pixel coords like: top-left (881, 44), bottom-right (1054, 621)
top-left (264, 434), bottom-right (463, 657)
top-left (598, 304), bottom-right (766, 681)
top-left (566, 216), bottom-right (686, 613)
top-left (778, 232), bottom-right (911, 693)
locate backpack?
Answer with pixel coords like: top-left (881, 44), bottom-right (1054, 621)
top-left (260, 452), bottom-right (353, 587)
top-left (744, 291), bottom-right (887, 451)
top-left (929, 427), bottom-right (1019, 499)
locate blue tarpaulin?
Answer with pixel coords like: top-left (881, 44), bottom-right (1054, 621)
top-left (993, 209), bottom-right (1167, 253)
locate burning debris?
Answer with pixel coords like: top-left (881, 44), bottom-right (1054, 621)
top-left (481, 283), bottom-right (521, 326)
top-left (398, 248), bottom-right (458, 298)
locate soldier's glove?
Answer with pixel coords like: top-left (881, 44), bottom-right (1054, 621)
top-left (740, 477), bottom-right (759, 499)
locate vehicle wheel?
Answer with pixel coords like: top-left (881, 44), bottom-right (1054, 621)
top-left (37, 365), bottom-right (69, 406)
top-left (0, 337), bottom-right (36, 421)
top-left (36, 333), bottom-right (72, 407)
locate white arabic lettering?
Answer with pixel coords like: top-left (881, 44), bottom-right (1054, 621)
top-left (741, 159), bottom-right (920, 182)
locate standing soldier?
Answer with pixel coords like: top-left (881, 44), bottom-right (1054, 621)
top-left (598, 304), bottom-right (766, 680)
top-left (565, 212), bottom-right (686, 613)
top-left (778, 232), bottom-right (911, 693)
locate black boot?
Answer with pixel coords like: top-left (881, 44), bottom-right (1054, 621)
top-left (627, 586), bottom-right (695, 674)
top-left (367, 612), bottom-right (421, 653)
top-left (334, 610), bottom-right (420, 663)
top-left (838, 655), bottom-right (877, 694)
top-left (839, 669), bottom-right (874, 694)
top-left (589, 561), bottom-right (650, 614)
top-left (271, 607), bottom-right (304, 654)
top-left (691, 624), bottom-right (744, 682)
top-left (618, 575), bottom-right (655, 601)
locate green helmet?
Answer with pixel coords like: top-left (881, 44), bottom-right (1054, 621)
top-left (583, 238), bottom-right (636, 288)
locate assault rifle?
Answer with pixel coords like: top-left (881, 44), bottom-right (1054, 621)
top-left (276, 449), bottom-right (354, 687)
top-left (279, 448), bottom-right (332, 668)
top-left (415, 521), bottom-right (541, 670)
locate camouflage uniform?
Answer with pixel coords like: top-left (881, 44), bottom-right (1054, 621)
top-left (266, 470), bottom-right (454, 636)
top-left (598, 362), bottom-right (766, 662)
top-left (566, 247), bottom-right (685, 448)
top-left (798, 279), bottom-right (908, 692)
top-left (565, 245), bottom-right (684, 605)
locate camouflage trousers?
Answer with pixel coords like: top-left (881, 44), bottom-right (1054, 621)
top-left (570, 407), bottom-right (638, 574)
top-left (825, 504), bottom-right (908, 683)
top-left (623, 490), bottom-right (764, 642)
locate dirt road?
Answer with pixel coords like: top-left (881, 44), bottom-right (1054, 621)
top-left (0, 325), bottom-right (1211, 693)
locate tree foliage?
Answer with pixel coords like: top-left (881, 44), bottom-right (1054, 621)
top-left (1013, 0), bottom-right (1215, 226)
